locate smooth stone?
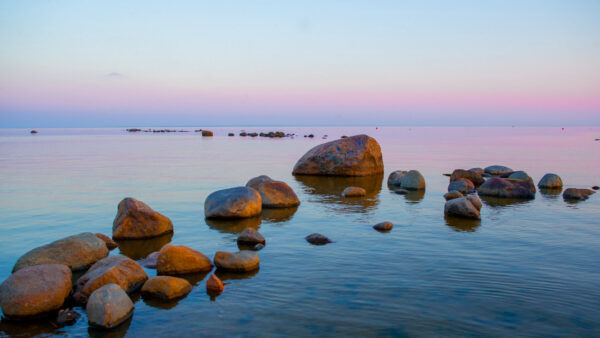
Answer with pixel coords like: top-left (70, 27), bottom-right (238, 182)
top-left (400, 170), bottom-right (426, 190)
top-left (237, 228), bottom-right (266, 245)
top-left (112, 198), bottom-right (173, 240)
top-left (256, 181), bottom-right (301, 208)
top-left (444, 195), bottom-right (482, 219)
top-left (206, 274), bottom-right (224, 294)
top-left (292, 134), bottom-right (384, 176)
top-left (214, 251), bottom-right (260, 272)
top-left (373, 221), bottom-right (393, 231)
top-left (563, 188), bottom-right (595, 201)
top-left (245, 175), bottom-right (273, 190)
top-left (95, 233), bottom-right (117, 250)
top-left (450, 169), bottom-right (484, 187)
top-left (444, 191), bottom-right (464, 201)
top-left (342, 186), bottom-right (366, 197)
top-left (305, 233), bottom-right (332, 245)
top-left (204, 187), bottom-right (262, 218)
top-left (201, 130), bottom-right (213, 136)
top-left (141, 276), bottom-right (192, 301)
top-left (538, 173), bottom-right (563, 189)
top-left (13, 232), bottom-right (108, 273)
top-left (508, 170), bottom-right (531, 181)
top-left (0, 264), bottom-right (71, 319)
top-left (468, 168), bottom-right (484, 174)
top-left (86, 284), bottom-right (134, 329)
top-left (157, 244), bottom-right (213, 275)
top-left (140, 252), bottom-right (159, 269)
top-left (448, 180), bottom-right (473, 195)
top-left (477, 177), bottom-right (535, 199)
top-left (57, 309), bottom-right (81, 326)
top-left (484, 165), bottom-right (513, 176)
top-left (73, 255), bottom-right (148, 304)
top-left (387, 170), bottom-right (407, 186)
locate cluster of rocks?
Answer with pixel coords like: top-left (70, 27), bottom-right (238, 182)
top-left (237, 131), bottom-right (292, 138)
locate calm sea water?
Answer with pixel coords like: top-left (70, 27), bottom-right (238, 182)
top-left (0, 127), bottom-right (599, 337)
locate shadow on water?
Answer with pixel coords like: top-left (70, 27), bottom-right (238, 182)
top-left (540, 188), bottom-right (563, 200)
top-left (444, 216), bottom-right (481, 232)
top-left (294, 174), bottom-right (382, 213)
top-left (389, 187), bottom-right (426, 204)
top-left (215, 267), bottom-right (260, 281)
top-left (88, 315), bottom-right (132, 338)
top-left (205, 217), bottom-right (262, 234)
top-left (261, 206), bottom-right (298, 224)
top-left (116, 233), bottom-right (173, 260)
top-left (479, 195), bottom-right (534, 208)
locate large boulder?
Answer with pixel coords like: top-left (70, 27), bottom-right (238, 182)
top-left (204, 187), bottom-right (262, 218)
top-left (73, 255), bottom-right (147, 304)
top-left (400, 170), bottom-right (426, 190)
top-left (450, 169), bottom-right (484, 187)
top-left (86, 284), bottom-right (134, 329)
top-left (538, 173), bottom-right (563, 189)
top-left (13, 232), bottom-right (108, 272)
top-left (214, 251), bottom-right (260, 272)
top-left (477, 177), bottom-right (535, 199)
top-left (292, 134), bottom-right (384, 176)
top-left (444, 195), bottom-right (482, 219)
top-left (112, 198), bottom-right (173, 240)
top-left (156, 244), bottom-right (213, 275)
top-left (256, 181), bottom-right (300, 208)
top-left (141, 276), bottom-right (192, 301)
top-left (484, 165), bottom-right (513, 176)
top-left (387, 170), bottom-right (407, 186)
top-left (563, 188), bottom-right (595, 201)
top-left (0, 264), bottom-right (71, 319)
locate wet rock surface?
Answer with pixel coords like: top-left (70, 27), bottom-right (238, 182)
top-left (141, 276), bottom-right (192, 301)
top-left (214, 251), bottom-right (260, 272)
top-left (342, 186), bottom-right (367, 197)
top-left (373, 221), bottom-right (393, 232)
top-left (112, 198), bottom-right (173, 240)
top-left (305, 233), bottom-right (332, 245)
top-left (204, 187), bottom-right (262, 218)
top-left (86, 284), bottom-right (134, 329)
top-left (157, 244), bottom-right (213, 275)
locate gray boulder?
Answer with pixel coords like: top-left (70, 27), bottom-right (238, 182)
top-left (86, 284), bottom-right (134, 329)
top-left (444, 195), bottom-right (482, 219)
top-left (400, 170), bottom-right (426, 190)
top-left (508, 171), bottom-right (531, 181)
top-left (538, 173), bottom-right (563, 189)
top-left (477, 177), bottom-right (535, 199)
top-left (387, 171), bottom-right (407, 186)
top-left (563, 188), bottom-right (595, 201)
top-left (204, 187), bottom-right (262, 218)
top-left (448, 180), bottom-right (474, 195)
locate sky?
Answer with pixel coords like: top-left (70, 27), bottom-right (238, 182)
top-left (0, 0), bottom-right (599, 127)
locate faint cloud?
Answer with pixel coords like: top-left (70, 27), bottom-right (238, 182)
top-left (106, 72), bottom-right (124, 78)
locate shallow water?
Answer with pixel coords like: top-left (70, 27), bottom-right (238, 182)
top-left (0, 127), bottom-right (599, 337)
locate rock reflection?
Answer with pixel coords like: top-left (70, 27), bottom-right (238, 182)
top-left (164, 271), bottom-right (211, 287)
top-left (389, 187), bottom-right (425, 203)
top-left (540, 188), bottom-right (563, 200)
top-left (478, 195), bottom-right (534, 208)
top-left (143, 297), bottom-right (183, 310)
top-left (0, 316), bottom-right (59, 337)
top-left (88, 315), bottom-right (132, 338)
top-left (261, 206), bottom-right (298, 224)
top-left (116, 233), bottom-right (173, 260)
top-left (445, 216), bottom-right (481, 232)
top-left (205, 217), bottom-right (261, 234)
top-left (215, 267), bottom-right (260, 281)
top-left (294, 174), bottom-right (382, 213)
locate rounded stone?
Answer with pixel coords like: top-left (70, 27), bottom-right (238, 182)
top-left (201, 130), bottom-right (213, 136)
top-left (484, 165), bottom-right (513, 176)
top-left (400, 170), bottom-right (426, 190)
top-left (563, 188), bottom-right (595, 201)
top-left (237, 228), bottom-right (266, 245)
top-left (444, 191), bottom-right (464, 201)
top-left (450, 169), bottom-right (484, 187)
top-left (86, 284), bottom-right (134, 329)
top-left (157, 244), bottom-right (213, 275)
top-left (246, 175), bottom-right (273, 190)
top-left (257, 181), bottom-right (301, 208)
top-left (373, 221), bottom-right (393, 232)
top-left (214, 251), bottom-right (260, 272)
top-left (448, 180), bottom-right (473, 195)
top-left (387, 170), bottom-right (407, 186)
top-left (342, 186), bottom-right (366, 197)
top-left (477, 177), bottom-right (535, 199)
top-left (206, 274), bottom-right (224, 294)
top-left (112, 198), bottom-right (173, 240)
top-left (305, 233), bottom-right (332, 245)
top-left (204, 187), bottom-right (262, 218)
top-left (444, 195), bottom-right (482, 219)
top-left (141, 276), bottom-right (192, 301)
top-left (140, 252), bottom-right (159, 269)
top-left (538, 173), bottom-right (563, 189)
top-left (508, 170), bottom-right (531, 181)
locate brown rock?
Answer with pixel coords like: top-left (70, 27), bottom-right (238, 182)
top-left (0, 264), bottom-right (71, 319)
top-left (73, 255), bottom-right (148, 304)
top-left (206, 274), bottom-right (224, 294)
top-left (387, 170), bottom-right (408, 186)
top-left (86, 284), bottom-right (134, 329)
top-left (95, 233), bottom-right (117, 250)
top-left (444, 191), bottom-right (464, 201)
top-left (237, 228), bottom-right (266, 245)
top-left (214, 251), bottom-right (259, 272)
top-left (256, 181), bottom-right (301, 208)
top-left (477, 177), bottom-right (535, 199)
top-left (204, 187), bottom-right (262, 218)
top-left (13, 232), bottom-right (108, 272)
top-left (141, 276), bottom-right (192, 301)
top-left (157, 244), bottom-right (213, 275)
top-left (112, 198), bottom-right (173, 240)
top-left (292, 134), bottom-right (384, 176)
top-left (444, 195), bottom-right (482, 219)
top-left (450, 169), bottom-right (484, 187)
top-left (342, 186), bottom-right (367, 197)
top-left (246, 175), bottom-right (274, 190)
top-left (373, 221), bottom-right (393, 232)
top-left (201, 130), bottom-right (213, 136)
top-left (563, 188), bottom-right (595, 201)
top-left (305, 233), bottom-right (332, 245)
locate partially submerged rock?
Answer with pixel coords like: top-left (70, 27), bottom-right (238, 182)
top-left (373, 221), bottom-right (393, 232)
top-left (57, 308), bottom-right (81, 326)
top-left (400, 170), bottom-right (426, 190)
top-left (141, 276), bottom-right (192, 301)
top-left (538, 173), bottom-right (563, 189)
top-left (206, 274), bottom-right (224, 294)
top-left (214, 251), bottom-right (260, 272)
top-left (13, 232), bottom-right (108, 272)
top-left (477, 177), bottom-right (535, 199)
top-left (292, 134), bottom-right (384, 176)
top-left (140, 252), bottom-right (159, 269)
top-left (95, 233), bottom-right (117, 250)
top-left (157, 244), bottom-right (213, 275)
top-left (246, 175), bottom-right (274, 190)
top-left (484, 165), bottom-right (513, 176)
top-left (563, 188), bottom-right (595, 201)
top-left (201, 130), bottom-right (213, 136)
top-left (112, 198), bottom-right (174, 240)
top-left (448, 179), bottom-right (474, 195)
top-left (450, 169), bottom-right (484, 187)
top-left (305, 233), bottom-right (332, 245)
top-left (237, 228), bottom-right (266, 246)
top-left (204, 187), bottom-right (262, 218)
top-left (387, 170), bottom-right (407, 186)
top-left (0, 264), bottom-right (71, 319)
top-left (256, 181), bottom-right (300, 208)
top-left (73, 255), bottom-right (148, 304)
top-left (444, 195), bottom-right (482, 219)
top-left (342, 186), bottom-right (367, 197)
top-left (444, 191), bottom-right (464, 201)
top-left (86, 284), bottom-right (134, 329)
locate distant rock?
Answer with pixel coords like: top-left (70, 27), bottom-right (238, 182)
top-left (73, 255), bottom-right (147, 304)
top-left (201, 130), bottom-right (213, 136)
top-left (484, 165), bottom-right (513, 176)
top-left (30, 130), bottom-right (38, 134)
top-left (342, 186), bottom-right (367, 197)
top-left (373, 221), bottom-right (393, 232)
top-left (508, 170), bottom-right (531, 181)
top-left (140, 252), bottom-right (159, 269)
top-left (141, 276), bottom-right (192, 301)
top-left (237, 228), bottom-right (266, 246)
top-left (305, 233), bottom-right (332, 245)
top-left (157, 244), bottom-right (213, 275)
top-left (563, 188), bottom-right (595, 201)
top-left (239, 132), bottom-right (247, 136)
top-left (206, 274), bottom-right (224, 294)
top-left (538, 173), bottom-right (563, 189)
top-left (0, 264), bottom-right (71, 319)
top-left (593, 186), bottom-right (599, 190)
top-left (95, 233), bottom-right (117, 250)
top-left (400, 170), bottom-right (426, 190)
top-left (112, 198), bottom-right (173, 240)
top-left (86, 284), bottom-right (134, 329)
top-left (477, 177), bottom-right (535, 199)
top-left (387, 170), bottom-right (407, 186)
top-left (444, 191), bottom-right (464, 201)
top-left (228, 133), bottom-right (234, 136)
top-left (204, 187), bottom-right (262, 218)
top-left (292, 134), bottom-right (384, 176)
top-left (450, 169), bottom-right (484, 187)
top-left (444, 195), bottom-right (482, 219)
top-left (214, 251), bottom-right (260, 272)
top-left (13, 232), bottom-right (108, 272)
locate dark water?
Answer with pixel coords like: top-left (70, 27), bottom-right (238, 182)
top-left (0, 127), bottom-right (599, 337)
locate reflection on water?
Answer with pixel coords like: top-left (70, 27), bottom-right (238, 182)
top-left (215, 267), bottom-right (260, 281)
top-left (445, 216), bottom-right (481, 232)
top-left (294, 175), bottom-right (382, 214)
top-left (162, 271), bottom-right (210, 287)
top-left (88, 315), bottom-right (132, 338)
top-left (143, 297), bottom-right (184, 310)
top-left (479, 195), bottom-right (535, 208)
top-left (116, 233), bottom-right (173, 260)
top-left (0, 316), bottom-right (59, 337)
top-left (388, 187), bottom-right (426, 203)
top-left (205, 217), bottom-right (261, 234)
top-left (261, 206), bottom-right (298, 224)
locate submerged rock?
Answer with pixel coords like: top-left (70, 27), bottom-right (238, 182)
top-left (400, 170), bottom-right (426, 190)
top-left (86, 284), bottom-right (134, 329)
top-left (246, 175), bottom-right (274, 190)
top-left (157, 244), bottom-right (213, 275)
top-left (484, 165), bottom-right (513, 176)
top-left (450, 169), bottom-right (484, 187)
top-left (95, 233), bottom-right (117, 250)
top-left (204, 187), bottom-right (262, 218)
top-left (13, 232), bottom-right (108, 272)
top-left (73, 255), bottom-right (147, 304)
top-left (214, 251), bottom-right (260, 272)
top-left (563, 188), bottom-right (595, 201)
top-left (444, 191), bottom-right (464, 201)
top-left (140, 252), bottom-right (159, 269)
top-left (57, 308), bottom-right (81, 326)
top-left (206, 274), bottom-right (224, 294)
top-left (538, 173), bottom-right (563, 189)
top-left (387, 170), bottom-right (407, 186)
top-left (237, 228), bottom-right (266, 246)
top-left (112, 198), bottom-right (173, 240)
top-left (444, 195), bottom-right (482, 219)
top-left (305, 233), bottom-right (332, 245)
top-left (342, 186), bottom-right (367, 197)
top-left (477, 177), bottom-right (535, 199)
top-left (373, 221), bottom-right (393, 232)
top-left (292, 134), bottom-right (384, 176)
top-left (141, 276), bottom-right (192, 301)
top-left (0, 264), bottom-right (71, 319)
